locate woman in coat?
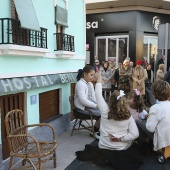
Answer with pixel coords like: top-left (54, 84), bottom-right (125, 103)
top-left (101, 61), bottom-right (113, 89)
top-left (146, 64), bottom-right (154, 83)
top-left (156, 64), bottom-right (164, 81)
top-left (132, 60), bottom-right (147, 95)
top-left (119, 58), bottom-right (133, 92)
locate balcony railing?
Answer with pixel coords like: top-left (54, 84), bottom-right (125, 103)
top-left (54, 33), bottom-right (75, 52)
top-left (0, 18), bottom-right (47, 48)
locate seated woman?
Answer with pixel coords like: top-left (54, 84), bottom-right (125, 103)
top-left (127, 89), bottom-right (148, 121)
top-left (137, 80), bottom-right (170, 151)
top-left (74, 66), bottom-right (100, 137)
top-left (95, 72), bottom-right (139, 150)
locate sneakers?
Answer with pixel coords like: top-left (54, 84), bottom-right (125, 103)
top-left (90, 131), bottom-right (100, 140)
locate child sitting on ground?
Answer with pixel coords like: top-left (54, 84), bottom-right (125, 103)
top-left (127, 89), bottom-right (148, 121)
top-left (95, 72), bottom-right (139, 150)
top-left (137, 80), bottom-right (170, 151)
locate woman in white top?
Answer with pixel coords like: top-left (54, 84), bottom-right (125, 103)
top-left (74, 66), bottom-right (101, 134)
top-left (95, 72), bottom-right (139, 150)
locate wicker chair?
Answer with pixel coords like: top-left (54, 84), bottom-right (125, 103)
top-left (69, 94), bottom-right (100, 137)
top-left (5, 109), bottom-right (57, 170)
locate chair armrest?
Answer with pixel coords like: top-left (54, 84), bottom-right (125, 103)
top-left (9, 134), bottom-right (41, 155)
top-left (25, 123), bottom-right (56, 142)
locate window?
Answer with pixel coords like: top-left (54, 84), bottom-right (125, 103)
top-left (143, 36), bottom-right (158, 63)
top-left (96, 35), bottom-right (129, 67)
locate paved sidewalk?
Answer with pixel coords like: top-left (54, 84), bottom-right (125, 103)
top-left (46, 121), bottom-right (94, 170)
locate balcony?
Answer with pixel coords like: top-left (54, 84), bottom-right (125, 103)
top-left (54, 33), bottom-right (75, 59)
top-left (0, 18), bottom-right (47, 47)
top-left (0, 18), bottom-right (49, 57)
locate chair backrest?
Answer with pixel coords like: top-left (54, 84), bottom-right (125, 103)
top-left (5, 109), bottom-right (28, 153)
top-left (69, 94), bottom-right (75, 120)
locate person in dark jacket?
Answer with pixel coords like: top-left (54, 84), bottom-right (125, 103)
top-left (114, 63), bottom-right (122, 89)
top-left (158, 55), bottom-right (165, 67)
top-left (164, 66), bottom-right (170, 84)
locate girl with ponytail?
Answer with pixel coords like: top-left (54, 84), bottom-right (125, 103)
top-left (74, 66), bottom-right (101, 138)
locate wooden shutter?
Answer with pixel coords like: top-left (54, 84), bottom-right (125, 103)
top-left (0, 92), bottom-right (25, 160)
top-left (39, 90), bottom-right (60, 122)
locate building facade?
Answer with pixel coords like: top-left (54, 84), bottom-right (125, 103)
top-left (0, 0), bottom-right (85, 163)
top-left (86, 11), bottom-right (170, 68)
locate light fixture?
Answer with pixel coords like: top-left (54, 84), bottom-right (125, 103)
top-left (85, 0), bottom-right (118, 4)
top-left (163, 0), bottom-right (170, 2)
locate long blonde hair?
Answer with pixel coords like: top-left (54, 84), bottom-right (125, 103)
top-left (108, 91), bottom-right (131, 121)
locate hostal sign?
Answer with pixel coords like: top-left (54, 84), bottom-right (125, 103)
top-left (0, 72), bottom-right (77, 95)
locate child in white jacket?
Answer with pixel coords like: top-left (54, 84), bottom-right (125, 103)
top-left (137, 80), bottom-right (170, 151)
top-left (95, 72), bottom-right (139, 150)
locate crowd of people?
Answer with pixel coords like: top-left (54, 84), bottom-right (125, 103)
top-left (73, 57), bottom-right (170, 169)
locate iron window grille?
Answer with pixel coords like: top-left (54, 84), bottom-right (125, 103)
top-left (0, 18), bottom-right (47, 48)
top-left (54, 33), bottom-right (75, 52)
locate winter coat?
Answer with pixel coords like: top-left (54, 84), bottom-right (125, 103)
top-left (119, 66), bottom-right (133, 90)
top-left (156, 69), bottom-right (164, 81)
top-left (146, 69), bottom-right (154, 83)
top-left (132, 66), bottom-right (147, 95)
top-left (100, 67), bottom-right (113, 89)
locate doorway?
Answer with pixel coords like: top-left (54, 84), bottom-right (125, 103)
top-left (0, 92), bottom-right (25, 160)
top-left (143, 36), bottom-right (158, 63)
top-left (95, 35), bottom-right (129, 67)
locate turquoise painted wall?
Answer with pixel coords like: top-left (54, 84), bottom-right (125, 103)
top-left (0, 0), bottom-right (85, 144)
top-left (0, 0), bottom-right (85, 75)
top-left (27, 83), bottom-right (71, 125)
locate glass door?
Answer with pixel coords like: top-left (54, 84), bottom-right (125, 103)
top-left (97, 38), bottom-right (106, 63)
top-left (96, 35), bottom-right (129, 67)
top-left (143, 36), bottom-right (158, 63)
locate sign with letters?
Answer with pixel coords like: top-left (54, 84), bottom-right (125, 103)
top-left (0, 72), bottom-right (77, 95)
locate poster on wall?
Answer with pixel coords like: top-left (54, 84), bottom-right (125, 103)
top-left (86, 44), bottom-right (89, 51)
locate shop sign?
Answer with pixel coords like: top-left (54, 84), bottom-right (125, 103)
top-left (0, 72), bottom-right (77, 95)
top-left (86, 21), bottom-right (98, 29)
top-left (152, 16), bottom-right (161, 31)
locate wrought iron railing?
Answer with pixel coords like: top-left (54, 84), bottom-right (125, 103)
top-left (0, 18), bottom-right (47, 48)
top-left (54, 33), bottom-right (75, 52)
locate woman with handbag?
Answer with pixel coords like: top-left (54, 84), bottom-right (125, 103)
top-left (132, 60), bottom-right (147, 95)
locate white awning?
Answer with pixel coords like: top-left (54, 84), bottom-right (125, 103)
top-left (14, 0), bottom-right (40, 31)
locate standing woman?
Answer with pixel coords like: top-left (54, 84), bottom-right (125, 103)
top-left (101, 61), bottom-right (113, 89)
top-left (101, 61), bottom-right (113, 99)
top-left (119, 58), bottom-right (133, 92)
top-left (132, 60), bottom-right (147, 95)
top-left (74, 66), bottom-right (100, 136)
top-left (146, 64), bottom-right (154, 83)
top-left (156, 64), bottom-right (164, 81)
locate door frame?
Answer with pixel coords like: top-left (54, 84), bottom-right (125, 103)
top-left (95, 35), bottom-right (129, 67)
top-left (143, 35), bottom-right (158, 63)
